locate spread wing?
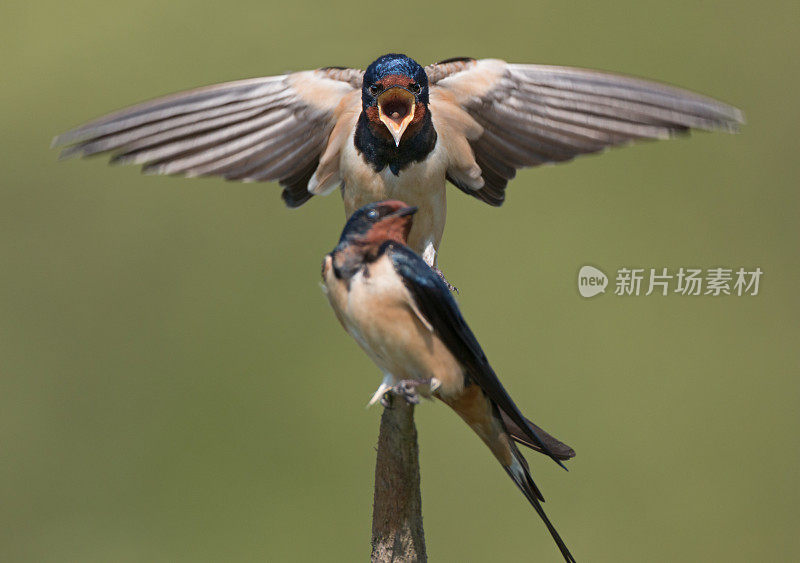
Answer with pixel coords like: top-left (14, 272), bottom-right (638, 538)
top-left (52, 67), bottom-right (364, 208)
top-left (426, 57), bottom-right (744, 206)
top-left (386, 242), bottom-right (572, 468)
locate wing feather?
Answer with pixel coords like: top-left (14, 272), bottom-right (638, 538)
top-left (387, 243), bottom-right (570, 469)
top-left (53, 68), bottom-right (363, 207)
top-left (426, 58), bottom-right (743, 206)
top-left (122, 108), bottom-right (298, 170)
top-left (187, 124), bottom-right (311, 180)
top-left (59, 101), bottom-right (278, 159)
top-left (54, 77), bottom-right (287, 146)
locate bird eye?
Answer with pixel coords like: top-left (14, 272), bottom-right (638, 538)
top-left (368, 84), bottom-right (380, 96)
top-left (410, 83), bottom-right (421, 94)
top-left (366, 209), bottom-right (379, 220)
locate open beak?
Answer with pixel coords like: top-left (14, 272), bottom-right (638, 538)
top-left (377, 87), bottom-right (416, 147)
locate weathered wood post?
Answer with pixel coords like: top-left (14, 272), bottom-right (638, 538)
top-left (370, 399), bottom-right (427, 562)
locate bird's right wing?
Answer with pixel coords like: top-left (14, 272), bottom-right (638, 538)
top-left (53, 67), bottom-right (364, 207)
top-left (426, 57), bottom-right (744, 206)
top-left (386, 242), bottom-right (570, 468)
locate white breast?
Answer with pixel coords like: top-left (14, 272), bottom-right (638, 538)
top-left (340, 133), bottom-right (449, 200)
top-left (323, 255), bottom-right (465, 397)
top-left (339, 136), bottom-right (449, 257)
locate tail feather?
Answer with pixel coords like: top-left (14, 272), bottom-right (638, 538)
top-left (441, 387), bottom-right (575, 560)
top-left (505, 450), bottom-right (576, 562)
top-left (500, 409), bottom-right (576, 460)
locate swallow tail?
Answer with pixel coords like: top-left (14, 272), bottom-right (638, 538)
top-left (500, 410), bottom-right (576, 461)
top-left (504, 447), bottom-right (577, 563)
top-left (443, 385), bottom-right (576, 561)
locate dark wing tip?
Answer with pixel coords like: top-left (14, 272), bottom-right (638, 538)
top-left (501, 410), bottom-right (576, 461)
top-left (434, 56), bottom-right (475, 65)
top-left (445, 173), bottom-right (506, 207)
top-left (281, 185), bottom-right (314, 208)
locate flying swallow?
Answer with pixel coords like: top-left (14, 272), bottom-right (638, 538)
top-left (321, 200), bottom-right (577, 561)
top-left (53, 54), bottom-right (743, 272)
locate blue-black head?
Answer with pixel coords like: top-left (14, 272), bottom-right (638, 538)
top-left (361, 54), bottom-right (430, 147)
top-left (363, 54), bottom-right (429, 103)
top-left (337, 200), bottom-right (418, 246)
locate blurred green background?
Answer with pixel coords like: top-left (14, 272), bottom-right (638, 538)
top-left (2, 1), bottom-right (798, 561)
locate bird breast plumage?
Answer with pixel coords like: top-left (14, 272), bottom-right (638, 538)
top-left (322, 254), bottom-right (465, 397)
top-left (339, 133), bottom-right (449, 257)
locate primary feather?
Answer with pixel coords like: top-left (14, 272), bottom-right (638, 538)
top-left (54, 56), bottom-right (742, 210)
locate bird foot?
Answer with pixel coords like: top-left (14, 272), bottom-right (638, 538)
top-left (380, 378), bottom-right (440, 407)
top-left (434, 268), bottom-right (459, 293)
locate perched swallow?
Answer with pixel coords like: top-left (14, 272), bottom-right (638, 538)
top-left (54, 54), bottom-right (742, 270)
top-left (321, 200), bottom-right (577, 561)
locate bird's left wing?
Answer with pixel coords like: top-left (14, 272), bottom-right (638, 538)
top-left (426, 58), bottom-right (744, 206)
top-left (53, 67), bottom-right (364, 207)
top-left (386, 242), bottom-right (567, 468)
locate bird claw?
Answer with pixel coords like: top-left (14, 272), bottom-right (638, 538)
top-left (394, 380), bottom-right (422, 405)
top-left (381, 378), bottom-right (439, 407)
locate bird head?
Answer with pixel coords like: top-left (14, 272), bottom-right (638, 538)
top-left (362, 54), bottom-right (430, 147)
top-left (338, 200), bottom-right (418, 247)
